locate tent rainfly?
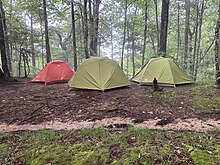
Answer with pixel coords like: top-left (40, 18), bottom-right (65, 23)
top-left (68, 57), bottom-right (130, 91)
top-left (131, 57), bottom-right (194, 87)
top-left (32, 60), bottom-right (75, 84)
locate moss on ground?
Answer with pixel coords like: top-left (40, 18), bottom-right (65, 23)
top-left (0, 127), bottom-right (219, 164)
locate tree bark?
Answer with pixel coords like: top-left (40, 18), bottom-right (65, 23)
top-left (184, 0), bottom-right (190, 70)
top-left (121, 0), bottom-right (128, 70)
top-left (83, 0), bottom-right (89, 58)
top-left (131, 7), bottom-right (137, 77)
top-left (30, 15), bottom-right (36, 68)
top-left (154, 0), bottom-right (160, 52)
top-left (93, 0), bottom-right (100, 56)
top-left (39, 3), bottom-right (44, 67)
top-left (142, 1), bottom-right (148, 66)
top-left (192, 5), bottom-right (199, 78)
top-left (177, 1), bottom-right (180, 61)
top-left (71, 0), bottom-right (77, 70)
top-left (2, 5), bottom-right (11, 72)
top-left (110, 23), bottom-right (113, 59)
top-left (0, 0), bottom-right (10, 78)
top-left (43, 0), bottom-right (51, 63)
top-left (88, 0), bottom-right (94, 56)
top-left (159, 0), bottom-right (169, 55)
top-left (194, 0), bottom-right (205, 81)
top-left (215, 2), bottom-right (220, 86)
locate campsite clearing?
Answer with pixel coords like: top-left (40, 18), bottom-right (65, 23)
top-left (0, 78), bottom-right (219, 132)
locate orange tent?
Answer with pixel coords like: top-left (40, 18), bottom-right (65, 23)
top-left (32, 60), bottom-right (74, 84)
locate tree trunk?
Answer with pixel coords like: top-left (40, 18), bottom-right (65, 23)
top-left (194, 0), bottom-right (205, 81)
top-left (215, 2), bottom-right (220, 86)
top-left (110, 24), bottom-right (113, 59)
top-left (154, 0), bottom-right (160, 52)
top-left (0, 0), bottom-right (10, 78)
top-left (88, 0), bottom-right (94, 56)
top-left (159, 0), bottom-right (169, 55)
top-left (121, 0), bottom-right (127, 70)
top-left (30, 15), bottom-right (36, 68)
top-left (131, 7), bottom-right (137, 77)
top-left (142, 1), bottom-right (148, 66)
top-left (22, 50), bottom-right (27, 77)
top-left (8, 0), bottom-right (13, 71)
top-left (93, 0), bottom-right (100, 56)
top-left (126, 25), bottom-right (129, 77)
top-left (184, 0), bottom-right (190, 70)
top-left (177, 1), bottom-right (180, 61)
top-left (71, 0), bottom-right (77, 70)
top-left (131, 27), bottom-right (135, 77)
top-left (192, 5), bottom-right (199, 78)
top-left (83, 0), bottom-right (89, 58)
top-left (39, 3), bottom-right (44, 67)
top-left (2, 5), bottom-right (11, 72)
top-left (0, 68), bottom-right (4, 79)
top-left (43, 0), bottom-right (51, 63)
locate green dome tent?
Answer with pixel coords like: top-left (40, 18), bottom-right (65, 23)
top-left (68, 57), bottom-right (130, 91)
top-left (131, 57), bottom-right (194, 87)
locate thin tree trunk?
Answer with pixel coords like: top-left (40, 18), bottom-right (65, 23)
top-left (177, 1), bottom-right (180, 61)
top-left (30, 15), bottom-right (36, 68)
top-left (18, 48), bottom-right (22, 77)
top-left (71, 0), bottom-right (77, 70)
top-left (188, 28), bottom-right (194, 75)
top-left (22, 50), bottom-right (27, 77)
top-left (43, 0), bottom-right (51, 63)
top-left (79, 0), bottom-right (85, 59)
top-left (131, 27), bottom-right (135, 77)
top-left (0, 0), bottom-right (10, 78)
top-left (110, 24), bottom-right (113, 59)
top-left (194, 0), bottom-right (205, 81)
top-left (126, 21), bottom-right (130, 77)
top-left (131, 7), bottom-right (137, 77)
top-left (184, 0), bottom-right (190, 70)
top-left (41, 22), bottom-right (44, 67)
top-left (83, 0), bottom-right (89, 58)
top-left (142, 1), bottom-right (148, 66)
top-left (93, 0), bottom-right (100, 56)
top-left (154, 0), bottom-right (160, 52)
top-left (39, 2), bottom-right (44, 67)
top-left (121, 0), bottom-right (128, 70)
top-left (88, 0), bottom-right (94, 56)
top-left (79, 13), bottom-right (84, 61)
top-left (159, 0), bottom-right (169, 55)
top-left (192, 5), bottom-right (199, 78)
top-left (9, 0), bottom-right (13, 71)
top-left (215, 2), bottom-right (220, 86)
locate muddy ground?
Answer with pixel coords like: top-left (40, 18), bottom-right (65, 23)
top-left (0, 78), bottom-right (219, 132)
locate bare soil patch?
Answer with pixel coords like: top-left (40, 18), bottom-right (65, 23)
top-left (0, 78), bottom-right (219, 132)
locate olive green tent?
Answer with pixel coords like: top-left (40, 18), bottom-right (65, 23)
top-left (131, 57), bottom-right (194, 86)
top-left (68, 57), bottom-right (130, 91)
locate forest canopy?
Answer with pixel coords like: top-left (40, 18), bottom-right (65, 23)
top-left (0, 0), bottom-right (219, 84)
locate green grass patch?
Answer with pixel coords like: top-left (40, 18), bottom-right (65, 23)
top-left (192, 85), bottom-right (220, 113)
top-left (0, 128), bottom-right (220, 164)
top-left (161, 90), bottom-right (177, 102)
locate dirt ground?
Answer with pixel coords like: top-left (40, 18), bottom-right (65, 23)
top-left (0, 78), bottom-right (219, 133)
